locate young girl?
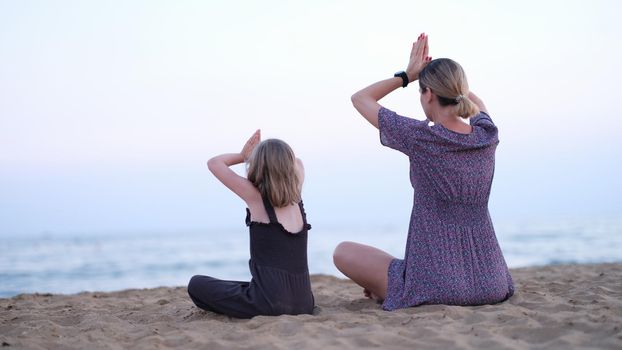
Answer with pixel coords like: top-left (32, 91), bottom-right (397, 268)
top-left (187, 130), bottom-right (315, 318)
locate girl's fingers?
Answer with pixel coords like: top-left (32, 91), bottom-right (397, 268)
top-left (244, 130), bottom-right (261, 155)
top-left (250, 130), bottom-right (260, 144)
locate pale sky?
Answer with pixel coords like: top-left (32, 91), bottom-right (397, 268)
top-left (1, 0), bottom-right (621, 235)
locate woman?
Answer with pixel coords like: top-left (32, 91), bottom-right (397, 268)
top-left (333, 33), bottom-right (514, 310)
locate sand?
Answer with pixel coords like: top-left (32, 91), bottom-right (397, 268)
top-left (1, 263), bottom-right (620, 349)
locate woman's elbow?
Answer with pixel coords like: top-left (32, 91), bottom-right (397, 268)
top-left (351, 92), bottom-right (362, 107)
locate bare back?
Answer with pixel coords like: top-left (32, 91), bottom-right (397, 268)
top-left (247, 192), bottom-right (304, 233)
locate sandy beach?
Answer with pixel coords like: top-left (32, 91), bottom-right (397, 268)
top-left (1, 263), bottom-right (620, 349)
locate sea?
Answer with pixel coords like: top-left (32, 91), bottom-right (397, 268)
top-left (1, 220), bottom-right (621, 298)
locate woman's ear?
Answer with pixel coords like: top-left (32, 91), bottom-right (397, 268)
top-left (426, 90), bottom-right (435, 104)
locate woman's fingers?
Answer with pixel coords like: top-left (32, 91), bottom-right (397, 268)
top-left (411, 33), bottom-right (424, 56)
top-left (406, 33), bottom-right (430, 79)
top-left (416, 33), bottom-right (427, 58)
top-left (416, 33), bottom-right (424, 50)
top-left (410, 39), bottom-right (419, 59)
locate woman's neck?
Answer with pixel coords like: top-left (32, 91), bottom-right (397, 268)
top-left (433, 110), bottom-right (472, 134)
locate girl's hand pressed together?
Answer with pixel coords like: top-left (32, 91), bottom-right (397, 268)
top-left (242, 129), bottom-right (261, 161)
top-left (206, 130), bottom-right (263, 202)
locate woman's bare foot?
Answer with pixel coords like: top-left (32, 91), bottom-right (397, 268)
top-left (363, 288), bottom-right (384, 303)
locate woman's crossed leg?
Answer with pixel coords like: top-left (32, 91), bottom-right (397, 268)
top-left (333, 241), bottom-right (396, 301)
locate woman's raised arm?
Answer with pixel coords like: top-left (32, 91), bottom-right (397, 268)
top-left (467, 92), bottom-right (488, 115)
top-left (351, 78), bottom-right (402, 129)
top-left (351, 33), bottom-right (431, 129)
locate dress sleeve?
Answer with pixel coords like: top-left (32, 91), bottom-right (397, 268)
top-left (470, 111), bottom-right (495, 129)
top-left (378, 106), bottom-right (428, 155)
top-left (470, 111), bottom-right (499, 145)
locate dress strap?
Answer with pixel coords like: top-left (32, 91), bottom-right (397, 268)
top-left (298, 200), bottom-right (312, 231)
top-left (261, 195), bottom-right (278, 224)
top-left (245, 208), bottom-right (251, 227)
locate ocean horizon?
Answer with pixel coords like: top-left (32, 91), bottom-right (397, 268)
top-left (1, 218), bottom-right (621, 298)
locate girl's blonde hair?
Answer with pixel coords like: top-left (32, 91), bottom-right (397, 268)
top-left (419, 58), bottom-right (479, 118)
top-left (247, 139), bottom-right (301, 207)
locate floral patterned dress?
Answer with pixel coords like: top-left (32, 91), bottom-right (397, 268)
top-left (378, 107), bottom-right (514, 311)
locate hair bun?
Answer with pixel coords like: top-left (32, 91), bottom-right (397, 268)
top-left (419, 58), bottom-right (478, 118)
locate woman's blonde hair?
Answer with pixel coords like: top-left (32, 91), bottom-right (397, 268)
top-left (419, 58), bottom-right (479, 118)
top-left (247, 139), bottom-right (301, 207)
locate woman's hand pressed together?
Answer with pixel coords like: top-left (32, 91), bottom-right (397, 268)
top-left (406, 33), bottom-right (432, 82)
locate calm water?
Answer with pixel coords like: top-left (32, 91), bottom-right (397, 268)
top-left (1, 220), bottom-right (621, 298)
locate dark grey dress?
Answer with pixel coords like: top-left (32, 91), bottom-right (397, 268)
top-left (187, 196), bottom-right (315, 318)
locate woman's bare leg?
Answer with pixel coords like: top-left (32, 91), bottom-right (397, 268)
top-left (333, 241), bottom-right (396, 301)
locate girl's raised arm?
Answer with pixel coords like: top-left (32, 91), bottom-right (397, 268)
top-left (295, 158), bottom-right (305, 191)
top-left (207, 130), bottom-right (261, 202)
